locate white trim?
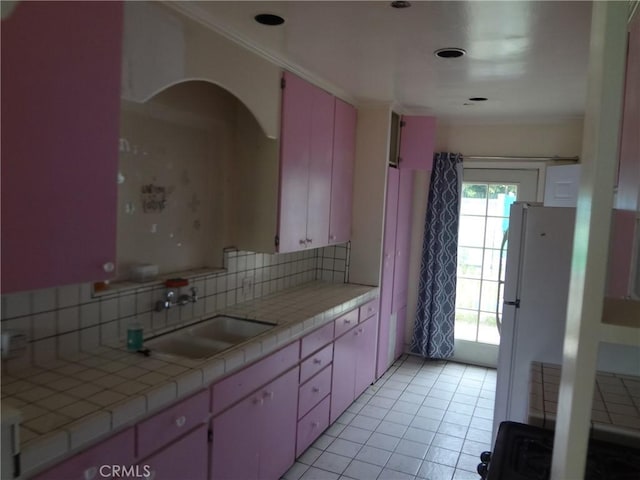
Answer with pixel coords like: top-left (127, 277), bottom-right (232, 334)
top-left (462, 161), bottom-right (546, 202)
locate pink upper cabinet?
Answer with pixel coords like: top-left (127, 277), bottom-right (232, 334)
top-left (306, 86), bottom-right (335, 249)
top-left (278, 72), bottom-right (335, 252)
top-left (279, 72), bottom-right (314, 252)
top-left (398, 116), bottom-right (437, 170)
top-left (1, 1), bottom-right (123, 293)
top-left (615, 14), bottom-right (640, 211)
top-left (329, 99), bottom-right (357, 244)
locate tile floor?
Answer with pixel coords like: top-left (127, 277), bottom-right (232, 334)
top-left (283, 355), bottom-right (496, 480)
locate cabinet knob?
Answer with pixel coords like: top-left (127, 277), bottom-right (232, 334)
top-left (329, 234), bottom-right (336, 241)
top-left (306, 238), bottom-right (313, 245)
top-left (299, 239), bottom-right (307, 246)
top-left (84, 467), bottom-right (97, 480)
top-left (312, 387), bottom-right (320, 393)
top-left (263, 391), bottom-right (274, 400)
top-left (313, 358), bottom-right (322, 364)
top-left (312, 421), bottom-right (320, 428)
top-left (175, 416), bottom-right (186, 427)
top-left (358, 328), bottom-right (364, 333)
top-left (253, 397), bottom-right (264, 405)
top-left (344, 319), bottom-right (352, 324)
top-left (102, 262), bottom-right (115, 273)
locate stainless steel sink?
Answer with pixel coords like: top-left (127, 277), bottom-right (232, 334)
top-left (146, 316), bottom-right (275, 359)
top-left (185, 316), bottom-right (275, 343)
top-left (147, 335), bottom-right (233, 359)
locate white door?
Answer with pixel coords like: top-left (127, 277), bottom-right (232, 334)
top-left (453, 168), bottom-right (539, 367)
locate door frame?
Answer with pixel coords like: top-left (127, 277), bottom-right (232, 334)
top-left (452, 161), bottom-right (545, 368)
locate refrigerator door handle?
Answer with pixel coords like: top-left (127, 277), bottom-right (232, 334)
top-left (504, 299), bottom-right (520, 308)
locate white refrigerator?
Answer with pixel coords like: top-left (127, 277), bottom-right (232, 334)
top-left (493, 203), bottom-right (640, 438)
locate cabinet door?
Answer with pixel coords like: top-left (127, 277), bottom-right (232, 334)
top-left (259, 368), bottom-right (300, 480)
top-left (377, 167), bottom-right (399, 378)
top-left (1, 1), bottom-right (123, 293)
top-left (279, 72), bottom-right (313, 253)
top-left (211, 392), bottom-right (261, 480)
top-left (144, 425), bottom-right (208, 480)
top-left (394, 306), bottom-right (408, 361)
top-left (329, 99), bottom-right (357, 244)
top-left (330, 330), bottom-right (357, 423)
top-left (354, 315), bottom-right (378, 397)
top-left (398, 116), bottom-right (437, 170)
top-left (615, 13), bottom-right (640, 211)
top-left (305, 88), bottom-right (334, 249)
top-left (392, 169), bottom-right (415, 313)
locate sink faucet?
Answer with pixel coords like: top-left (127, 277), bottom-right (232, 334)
top-left (155, 287), bottom-right (198, 311)
top-left (178, 287), bottom-right (198, 306)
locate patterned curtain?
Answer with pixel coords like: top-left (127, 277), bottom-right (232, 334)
top-left (411, 152), bottom-right (463, 359)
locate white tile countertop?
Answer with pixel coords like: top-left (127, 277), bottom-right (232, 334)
top-left (529, 362), bottom-right (640, 447)
top-left (0, 281), bottom-right (378, 476)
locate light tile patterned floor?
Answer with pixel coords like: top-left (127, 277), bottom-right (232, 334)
top-left (284, 355), bottom-right (496, 480)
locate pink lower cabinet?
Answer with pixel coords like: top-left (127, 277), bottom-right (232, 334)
top-left (142, 425), bottom-right (208, 480)
top-left (330, 311), bottom-right (379, 423)
top-left (353, 315), bottom-right (378, 398)
top-left (31, 428), bottom-right (134, 480)
top-left (136, 389), bottom-right (209, 459)
top-left (296, 396), bottom-right (331, 457)
top-left (211, 367), bottom-right (300, 480)
top-left (298, 365), bottom-right (332, 418)
top-left (330, 320), bottom-right (358, 423)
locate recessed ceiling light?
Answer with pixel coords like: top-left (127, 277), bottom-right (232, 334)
top-left (254, 13), bottom-right (285, 26)
top-left (391, 1), bottom-right (412, 8)
top-left (469, 97), bottom-right (488, 102)
top-left (434, 48), bottom-right (466, 59)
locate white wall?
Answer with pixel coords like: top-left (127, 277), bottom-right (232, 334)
top-left (349, 106), bottom-right (392, 286)
top-left (404, 119), bottom-right (584, 352)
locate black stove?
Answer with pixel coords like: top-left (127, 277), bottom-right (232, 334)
top-left (478, 422), bottom-right (640, 480)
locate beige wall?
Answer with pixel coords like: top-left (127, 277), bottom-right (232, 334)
top-left (117, 81), bottom-right (238, 280)
top-left (404, 119), bottom-right (584, 352)
top-left (122, 2), bottom-right (282, 139)
top-left (435, 119), bottom-right (584, 157)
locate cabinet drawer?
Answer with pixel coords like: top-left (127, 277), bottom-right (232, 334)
top-left (32, 428), bottom-right (134, 480)
top-left (301, 322), bottom-right (334, 358)
top-left (359, 298), bottom-right (379, 321)
top-left (142, 425), bottom-right (208, 480)
top-left (298, 365), bottom-right (332, 419)
top-left (137, 389), bottom-right (209, 459)
top-left (334, 309), bottom-right (358, 337)
top-left (212, 341), bottom-right (299, 415)
top-left (296, 395), bottom-right (330, 457)
top-left (300, 343), bottom-right (333, 383)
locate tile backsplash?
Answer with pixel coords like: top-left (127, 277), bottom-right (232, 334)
top-left (1, 244), bottom-right (351, 373)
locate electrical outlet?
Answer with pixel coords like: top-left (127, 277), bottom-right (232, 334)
top-left (0, 331), bottom-right (27, 359)
top-left (241, 275), bottom-right (254, 299)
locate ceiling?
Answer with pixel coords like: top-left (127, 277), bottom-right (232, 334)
top-left (172, 1), bottom-right (593, 124)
